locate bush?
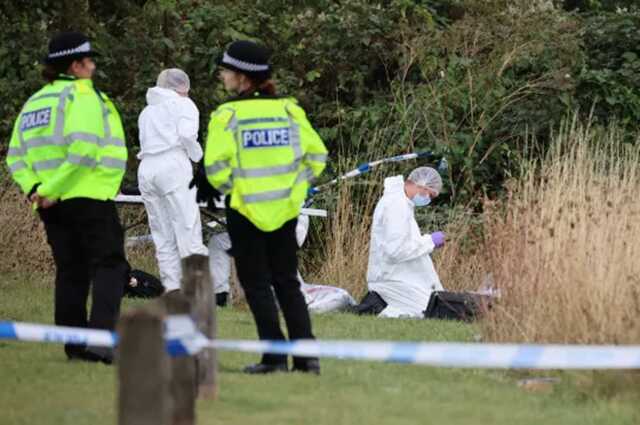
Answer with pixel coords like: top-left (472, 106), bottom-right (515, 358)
top-left (0, 171), bottom-right (54, 275)
top-left (2, 1), bottom-right (639, 205)
top-left (576, 11), bottom-right (640, 127)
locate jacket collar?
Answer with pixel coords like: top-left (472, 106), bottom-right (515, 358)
top-left (223, 91), bottom-right (284, 103)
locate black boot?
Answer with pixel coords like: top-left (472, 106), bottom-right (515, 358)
top-left (291, 358), bottom-right (320, 375)
top-left (354, 291), bottom-right (387, 315)
top-left (242, 362), bottom-right (288, 374)
top-left (216, 292), bottom-right (229, 307)
top-left (67, 346), bottom-right (113, 365)
top-left (65, 343), bottom-right (87, 361)
top-left (84, 346), bottom-right (114, 365)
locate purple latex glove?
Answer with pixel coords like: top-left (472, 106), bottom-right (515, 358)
top-left (431, 231), bottom-right (446, 248)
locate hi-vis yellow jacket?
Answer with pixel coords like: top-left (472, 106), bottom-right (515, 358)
top-left (6, 77), bottom-right (127, 201)
top-left (204, 95), bottom-right (327, 232)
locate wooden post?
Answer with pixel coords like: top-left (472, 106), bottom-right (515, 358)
top-left (118, 307), bottom-right (170, 425)
top-left (162, 291), bottom-right (197, 425)
top-left (181, 254), bottom-right (217, 399)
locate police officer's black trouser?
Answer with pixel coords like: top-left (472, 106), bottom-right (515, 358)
top-left (226, 207), bottom-right (316, 368)
top-left (39, 198), bottom-right (129, 359)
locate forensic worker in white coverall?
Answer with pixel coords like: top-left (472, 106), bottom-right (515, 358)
top-left (137, 68), bottom-right (208, 292)
top-left (356, 166), bottom-right (446, 318)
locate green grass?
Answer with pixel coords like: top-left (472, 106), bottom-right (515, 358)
top-left (1, 274), bottom-right (638, 425)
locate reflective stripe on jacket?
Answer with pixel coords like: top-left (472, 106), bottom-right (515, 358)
top-left (204, 95), bottom-right (327, 232)
top-left (6, 77), bottom-right (127, 201)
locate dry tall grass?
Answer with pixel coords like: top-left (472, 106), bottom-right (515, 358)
top-left (312, 179), bottom-right (382, 300)
top-left (482, 121), bottom-right (640, 344)
top-left (434, 208), bottom-right (486, 293)
top-left (0, 169), bottom-right (153, 278)
top-left (0, 172), bottom-right (54, 276)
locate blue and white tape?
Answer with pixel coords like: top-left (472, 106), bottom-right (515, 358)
top-left (114, 194), bottom-right (327, 218)
top-left (2, 318), bottom-right (640, 370)
top-left (0, 317), bottom-right (202, 357)
top-left (0, 321), bottom-right (117, 348)
top-left (307, 151), bottom-right (446, 198)
top-left (206, 339), bottom-right (640, 370)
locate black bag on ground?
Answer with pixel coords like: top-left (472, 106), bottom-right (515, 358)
top-left (124, 269), bottom-right (164, 298)
top-left (354, 291), bottom-right (388, 316)
top-left (423, 291), bottom-right (491, 321)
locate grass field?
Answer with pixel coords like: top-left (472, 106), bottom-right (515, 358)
top-left (1, 273), bottom-right (638, 425)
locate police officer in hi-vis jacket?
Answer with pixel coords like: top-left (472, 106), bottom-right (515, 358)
top-left (6, 32), bottom-right (129, 364)
top-left (197, 40), bottom-right (328, 374)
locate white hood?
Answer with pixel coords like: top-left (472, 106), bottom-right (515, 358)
top-left (138, 87), bottom-right (202, 162)
top-left (146, 86), bottom-right (180, 106)
top-left (383, 175), bottom-right (406, 197)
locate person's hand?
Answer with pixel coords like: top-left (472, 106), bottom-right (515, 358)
top-left (190, 164), bottom-right (223, 210)
top-left (27, 183), bottom-right (41, 202)
top-left (431, 231), bottom-right (446, 248)
top-left (204, 189), bottom-right (223, 211)
top-left (188, 164), bottom-right (202, 190)
top-left (39, 197), bottom-right (57, 209)
top-left (31, 193), bottom-right (57, 209)
top-left (195, 179), bottom-right (222, 205)
top-left (190, 165), bottom-right (220, 201)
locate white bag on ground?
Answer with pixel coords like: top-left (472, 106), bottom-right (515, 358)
top-left (295, 215), bottom-right (356, 313)
top-left (300, 279), bottom-right (357, 314)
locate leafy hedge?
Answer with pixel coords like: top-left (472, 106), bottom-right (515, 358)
top-left (1, 0), bottom-right (638, 204)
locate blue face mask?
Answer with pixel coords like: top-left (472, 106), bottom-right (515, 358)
top-left (412, 194), bottom-right (431, 207)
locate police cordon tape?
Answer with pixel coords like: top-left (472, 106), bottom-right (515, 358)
top-left (114, 194), bottom-right (328, 218)
top-left (115, 194), bottom-right (327, 246)
top-left (306, 151), bottom-right (447, 197)
top-left (2, 316), bottom-right (640, 370)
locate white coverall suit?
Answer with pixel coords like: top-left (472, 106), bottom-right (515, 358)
top-left (366, 175), bottom-right (444, 318)
top-left (208, 231), bottom-right (232, 296)
top-left (138, 87), bottom-right (208, 291)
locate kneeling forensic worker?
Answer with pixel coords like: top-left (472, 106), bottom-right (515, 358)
top-left (357, 167), bottom-right (445, 318)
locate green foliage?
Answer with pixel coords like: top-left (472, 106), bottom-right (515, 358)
top-left (0, 0), bottom-right (639, 205)
top-left (557, 0), bottom-right (639, 12)
top-left (2, 276), bottom-right (639, 425)
top-left (576, 12), bottom-right (640, 126)
top-left (318, 0), bottom-right (586, 202)
top-left (407, 2), bottom-right (584, 201)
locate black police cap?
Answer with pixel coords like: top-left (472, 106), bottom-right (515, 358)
top-left (44, 31), bottom-right (99, 64)
top-left (217, 40), bottom-right (272, 81)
